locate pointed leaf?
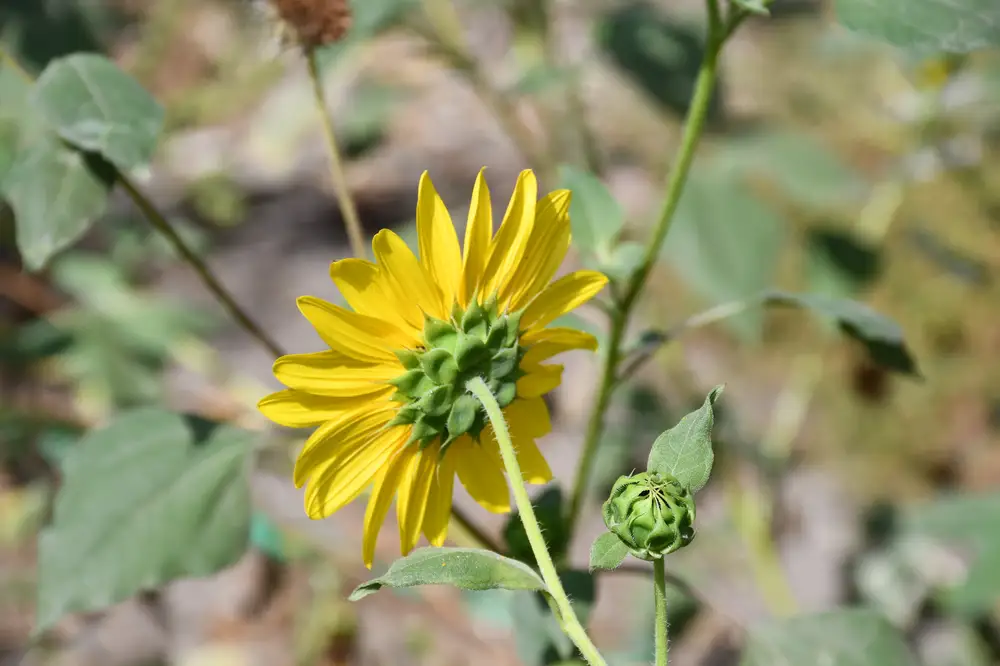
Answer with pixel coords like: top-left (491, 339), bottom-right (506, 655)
top-left (31, 53), bottom-right (164, 170)
top-left (647, 385), bottom-right (723, 493)
top-left (36, 409), bottom-right (254, 633)
top-left (764, 291), bottom-right (920, 376)
top-left (589, 531), bottom-right (629, 571)
top-left (349, 547), bottom-right (547, 601)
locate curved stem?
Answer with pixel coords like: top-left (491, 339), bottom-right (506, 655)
top-left (118, 173), bottom-right (287, 359)
top-left (466, 377), bottom-right (608, 666)
top-left (305, 48), bottom-right (368, 260)
top-left (566, 2), bottom-right (736, 538)
top-left (653, 558), bottom-right (669, 666)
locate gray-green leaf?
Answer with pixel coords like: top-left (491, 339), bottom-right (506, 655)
top-left (741, 608), bottom-right (918, 666)
top-left (36, 409), bottom-right (254, 633)
top-left (558, 165), bottom-right (624, 256)
top-left (2, 137), bottom-right (112, 270)
top-left (589, 531), bottom-right (629, 571)
top-left (836, 0), bottom-right (1000, 54)
top-left (764, 291), bottom-right (919, 376)
top-left (349, 547), bottom-right (547, 601)
top-left (31, 53), bottom-right (164, 170)
top-left (663, 169), bottom-right (785, 341)
top-left (647, 385), bottom-right (723, 493)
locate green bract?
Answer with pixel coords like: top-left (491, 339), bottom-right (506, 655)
top-left (388, 295), bottom-right (525, 454)
top-left (602, 472), bottom-right (696, 561)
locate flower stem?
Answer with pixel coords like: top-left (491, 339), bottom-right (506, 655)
top-left (117, 174), bottom-right (287, 359)
top-left (653, 558), bottom-right (669, 666)
top-left (305, 47), bottom-right (368, 260)
top-left (566, 1), bottom-right (738, 539)
top-left (466, 377), bottom-right (608, 666)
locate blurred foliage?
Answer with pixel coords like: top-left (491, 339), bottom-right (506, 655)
top-left (0, 0), bottom-right (999, 664)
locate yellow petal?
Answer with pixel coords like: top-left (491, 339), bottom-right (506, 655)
top-left (303, 421), bottom-right (406, 519)
top-left (417, 171), bottom-right (462, 308)
top-left (521, 271), bottom-right (608, 331)
top-left (373, 229), bottom-right (447, 321)
top-left (330, 258), bottom-right (419, 339)
top-left (396, 444), bottom-right (437, 555)
top-left (273, 350), bottom-right (398, 397)
top-left (362, 446), bottom-right (413, 569)
top-left (298, 296), bottom-right (412, 362)
top-left (506, 189), bottom-right (572, 311)
top-left (479, 170), bottom-right (537, 301)
top-left (459, 168), bottom-right (493, 307)
top-left (422, 451), bottom-right (456, 547)
top-left (258, 389), bottom-right (383, 428)
top-left (453, 437), bottom-right (510, 513)
top-left (294, 403), bottom-right (396, 487)
top-left (485, 398), bottom-right (553, 484)
top-left (516, 364), bottom-right (563, 398)
top-left (521, 328), bottom-right (598, 366)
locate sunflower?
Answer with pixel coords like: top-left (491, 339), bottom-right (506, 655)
top-left (258, 168), bottom-right (608, 567)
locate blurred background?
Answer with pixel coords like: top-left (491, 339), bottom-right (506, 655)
top-left (2, 0), bottom-right (1000, 664)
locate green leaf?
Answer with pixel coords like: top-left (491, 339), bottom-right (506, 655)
top-left (741, 608), bottom-right (918, 666)
top-left (715, 131), bottom-right (866, 210)
top-left (597, 5), bottom-right (723, 122)
top-left (36, 409), bottom-right (254, 633)
top-left (504, 486), bottom-right (569, 565)
top-left (31, 53), bottom-right (164, 170)
top-left (662, 169), bottom-right (785, 340)
top-left (901, 491), bottom-right (1000, 617)
top-left (589, 531), bottom-right (629, 571)
top-left (764, 291), bottom-right (920, 376)
top-left (647, 386), bottom-right (723, 493)
top-left (804, 227), bottom-right (883, 298)
top-left (836, 0), bottom-right (1000, 54)
top-left (1, 137), bottom-right (112, 270)
top-left (349, 547), bottom-right (547, 601)
top-left (558, 165), bottom-right (623, 256)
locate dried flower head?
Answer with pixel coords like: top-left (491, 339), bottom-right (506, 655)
top-left (268, 0), bottom-right (352, 49)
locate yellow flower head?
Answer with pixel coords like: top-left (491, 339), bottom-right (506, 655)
top-left (258, 168), bottom-right (608, 567)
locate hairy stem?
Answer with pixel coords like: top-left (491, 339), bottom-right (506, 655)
top-left (467, 377), bottom-right (608, 666)
top-left (654, 558), bottom-right (670, 666)
top-left (305, 48), bottom-right (368, 260)
top-left (567, 3), bottom-right (738, 536)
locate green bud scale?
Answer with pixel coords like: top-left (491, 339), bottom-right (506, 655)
top-left (602, 472), bottom-right (696, 561)
top-left (388, 295), bottom-right (527, 454)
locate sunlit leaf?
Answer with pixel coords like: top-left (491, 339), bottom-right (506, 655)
top-left (36, 409), bottom-right (254, 632)
top-left (647, 386), bottom-right (723, 493)
top-left (589, 531), bottom-right (629, 571)
top-left (349, 547), bottom-right (547, 600)
top-left (1, 137), bottom-right (112, 270)
top-left (31, 53), bottom-right (163, 170)
top-left (836, 0), bottom-right (1000, 54)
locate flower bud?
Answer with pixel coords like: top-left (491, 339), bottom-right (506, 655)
top-left (601, 472), bottom-right (695, 560)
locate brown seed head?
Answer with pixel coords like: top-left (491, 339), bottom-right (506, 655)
top-left (269, 0), bottom-right (352, 49)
